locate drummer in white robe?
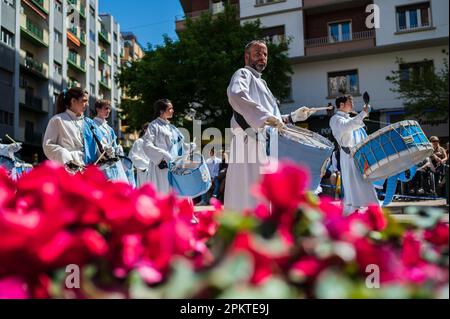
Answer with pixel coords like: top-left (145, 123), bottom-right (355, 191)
top-left (92, 99), bottom-right (129, 183)
top-left (225, 40), bottom-right (315, 212)
top-left (329, 95), bottom-right (379, 214)
top-left (129, 123), bottom-right (150, 188)
top-left (43, 87), bottom-right (107, 171)
top-left (141, 99), bottom-right (192, 194)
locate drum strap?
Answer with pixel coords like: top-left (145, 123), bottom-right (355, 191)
top-left (341, 146), bottom-right (351, 155)
top-left (233, 110), bottom-right (257, 139)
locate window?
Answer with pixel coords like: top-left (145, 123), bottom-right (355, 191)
top-left (328, 21), bottom-right (351, 43)
top-left (1, 27), bottom-right (14, 47)
top-left (261, 25), bottom-right (285, 45)
top-left (54, 29), bottom-right (62, 43)
top-left (90, 83), bottom-right (95, 95)
top-left (113, 54), bottom-right (118, 64)
top-left (113, 32), bottom-right (118, 41)
top-left (400, 60), bottom-right (434, 83)
top-left (2, 0), bottom-right (14, 7)
top-left (89, 30), bottom-right (95, 42)
top-left (396, 2), bottom-right (431, 31)
top-left (0, 110), bottom-right (14, 125)
top-left (0, 69), bottom-right (13, 86)
top-left (89, 57), bottom-right (95, 67)
top-left (54, 1), bottom-right (62, 13)
top-left (54, 62), bottom-right (62, 75)
top-left (256, 0), bottom-right (280, 5)
top-left (90, 5), bottom-right (95, 17)
top-left (328, 70), bottom-right (359, 97)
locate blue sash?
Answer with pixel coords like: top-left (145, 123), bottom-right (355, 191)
top-left (169, 124), bottom-right (184, 158)
top-left (82, 118), bottom-right (101, 165)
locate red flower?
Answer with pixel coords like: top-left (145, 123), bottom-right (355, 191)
top-left (290, 256), bottom-right (324, 282)
top-left (424, 222), bottom-right (449, 247)
top-left (0, 276), bottom-right (29, 299)
top-left (362, 205), bottom-right (387, 232)
top-left (253, 161), bottom-right (309, 214)
top-left (401, 231), bottom-right (422, 267)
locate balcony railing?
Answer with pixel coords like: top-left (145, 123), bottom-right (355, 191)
top-left (29, 0), bottom-right (49, 14)
top-left (19, 88), bottom-right (48, 113)
top-left (20, 14), bottom-right (49, 47)
top-left (305, 29), bottom-right (375, 47)
top-left (98, 71), bottom-right (111, 89)
top-left (99, 25), bottom-right (110, 44)
top-left (68, 26), bottom-right (86, 44)
top-left (68, 51), bottom-right (86, 72)
top-left (19, 50), bottom-right (49, 79)
top-left (99, 49), bottom-right (110, 64)
top-left (68, 78), bottom-right (81, 88)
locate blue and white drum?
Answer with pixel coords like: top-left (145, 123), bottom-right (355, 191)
top-left (352, 120), bottom-right (433, 181)
top-left (271, 125), bottom-right (334, 191)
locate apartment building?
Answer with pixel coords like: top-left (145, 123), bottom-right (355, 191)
top-left (120, 31), bottom-right (145, 148)
top-left (0, 0), bottom-right (122, 162)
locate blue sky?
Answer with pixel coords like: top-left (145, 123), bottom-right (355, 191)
top-left (99, 0), bottom-right (184, 49)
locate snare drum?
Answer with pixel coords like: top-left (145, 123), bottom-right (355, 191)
top-left (0, 155), bottom-right (15, 174)
top-left (352, 120), bottom-right (433, 181)
top-left (168, 152), bottom-right (212, 198)
top-left (268, 125), bottom-right (334, 191)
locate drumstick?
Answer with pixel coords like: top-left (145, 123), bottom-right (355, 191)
top-left (94, 140), bottom-right (116, 165)
top-left (5, 134), bottom-right (16, 143)
top-left (310, 106), bottom-right (334, 112)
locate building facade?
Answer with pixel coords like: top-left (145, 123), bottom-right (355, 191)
top-left (177, 0), bottom-right (449, 141)
top-left (0, 0), bottom-right (122, 162)
top-left (119, 31), bottom-right (145, 149)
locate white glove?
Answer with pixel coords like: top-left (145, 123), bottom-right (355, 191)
top-left (103, 145), bottom-right (115, 158)
top-left (7, 142), bottom-right (22, 153)
top-left (290, 106), bottom-right (314, 123)
top-left (265, 116), bottom-right (286, 131)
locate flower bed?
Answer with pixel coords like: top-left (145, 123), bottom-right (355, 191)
top-left (0, 161), bottom-right (448, 298)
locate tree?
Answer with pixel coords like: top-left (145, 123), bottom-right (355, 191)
top-left (386, 50), bottom-right (449, 120)
top-left (118, 4), bottom-right (292, 132)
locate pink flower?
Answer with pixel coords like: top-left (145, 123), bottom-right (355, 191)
top-left (0, 276), bottom-right (29, 299)
top-left (290, 256), bottom-right (324, 282)
top-left (424, 222), bottom-right (449, 247)
top-left (362, 205), bottom-right (387, 232)
top-left (401, 231), bottom-right (422, 267)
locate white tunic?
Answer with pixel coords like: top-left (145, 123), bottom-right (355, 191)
top-left (141, 117), bottom-right (180, 194)
top-left (93, 117), bottom-right (129, 183)
top-left (43, 109), bottom-right (87, 166)
top-left (224, 66), bottom-right (285, 212)
top-left (329, 111), bottom-right (379, 213)
top-left (129, 137), bottom-right (150, 188)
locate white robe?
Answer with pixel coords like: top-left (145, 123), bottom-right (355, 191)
top-left (93, 117), bottom-right (129, 183)
top-left (129, 137), bottom-right (150, 188)
top-left (141, 117), bottom-right (180, 194)
top-left (329, 111), bottom-right (379, 214)
top-left (224, 66), bottom-right (286, 212)
top-left (43, 109), bottom-right (87, 166)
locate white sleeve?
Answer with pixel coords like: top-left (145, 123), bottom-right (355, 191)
top-left (227, 69), bottom-right (272, 128)
top-left (142, 124), bottom-right (173, 164)
top-left (330, 111), bottom-right (367, 133)
top-left (129, 140), bottom-right (150, 171)
top-left (42, 117), bottom-right (75, 165)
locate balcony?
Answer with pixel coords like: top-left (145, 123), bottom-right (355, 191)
top-left (19, 88), bottom-right (49, 114)
top-left (304, 29), bottom-right (375, 56)
top-left (98, 72), bottom-right (111, 90)
top-left (175, 3), bottom-right (238, 33)
top-left (67, 26), bottom-right (86, 46)
top-left (99, 49), bottom-right (110, 65)
top-left (68, 51), bottom-right (86, 73)
top-left (19, 50), bottom-right (48, 80)
top-left (303, 0), bottom-right (362, 10)
top-left (19, 14), bottom-right (49, 47)
top-left (98, 25), bottom-right (111, 44)
top-left (25, 0), bottom-right (49, 15)
top-left (68, 0), bottom-right (86, 19)
top-left (68, 77), bottom-right (81, 88)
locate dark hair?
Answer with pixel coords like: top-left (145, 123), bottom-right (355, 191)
top-left (153, 99), bottom-right (172, 119)
top-left (335, 94), bottom-right (353, 109)
top-left (139, 122), bottom-right (149, 138)
top-left (94, 99), bottom-right (111, 116)
top-left (56, 87), bottom-right (88, 114)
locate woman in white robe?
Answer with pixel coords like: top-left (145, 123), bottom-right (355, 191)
top-left (141, 99), bottom-right (185, 194)
top-left (43, 87), bottom-right (102, 172)
top-left (329, 95), bottom-right (379, 214)
top-left (129, 123), bottom-right (150, 188)
top-left (92, 99), bottom-right (129, 183)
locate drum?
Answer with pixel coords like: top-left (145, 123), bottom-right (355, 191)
top-left (0, 155), bottom-right (15, 174)
top-left (269, 125), bottom-right (334, 191)
top-left (118, 155), bottom-right (136, 187)
top-left (15, 162), bottom-right (33, 178)
top-left (352, 120), bottom-right (433, 181)
top-left (168, 152), bottom-right (212, 198)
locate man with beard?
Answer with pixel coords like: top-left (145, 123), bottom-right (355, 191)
top-left (224, 40), bottom-right (315, 212)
